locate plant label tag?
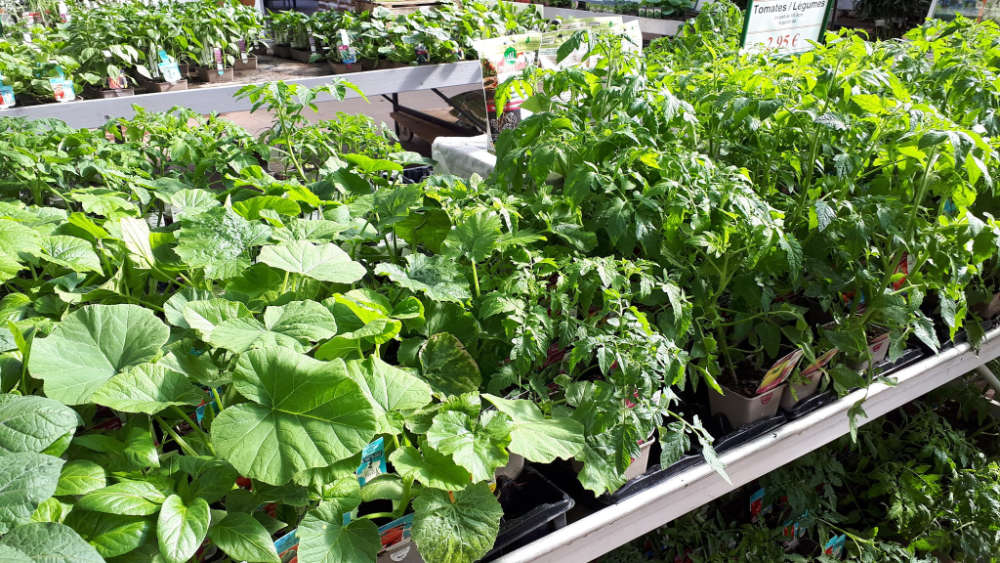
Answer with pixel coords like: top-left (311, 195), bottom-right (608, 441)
top-left (49, 78), bottom-right (75, 102)
top-left (801, 348), bottom-right (838, 376)
top-left (823, 534), bottom-right (846, 558)
top-left (378, 514), bottom-right (415, 548)
top-left (21, 11), bottom-right (34, 25)
top-left (891, 252), bottom-right (915, 290)
top-left (756, 349), bottom-right (803, 394)
top-left (213, 47), bottom-right (224, 75)
top-left (415, 44), bottom-right (429, 64)
top-left (273, 529), bottom-right (298, 560)
top-left (308, 34), bottom-right (317, 53)
top-left (58, 2), bottom-right (69, 23)
top-left (0, 86), bottom-right (14, 110)
top-left (22, 31), bottom-right (31, 43)
top-left (238, 39), bottom-right (248, 64)
top-left (158, 61), bottom-right (181, 83)
top-left (355, 437), bottom-right (386, 485)
top-left (108, 74), bottom-right (128, 90)
top-left (741, 0), bottom-right (834, 55)
top-left (749, 487), bottom-right (765, 518)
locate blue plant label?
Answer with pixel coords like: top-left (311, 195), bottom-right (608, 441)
top-left (0, 86), bottom-right (14, 110)
top-left (273, 529), bottom-right (298, 561)
top-left (356, 437), bottom-right (386, 485)
top-left (159, 61), bottom-right (182, 83)
top-left (338, 30), bottom-right (357, 64)
top-left (49, 78), bottom-right (75, 102)
top-left (823, 534), bottom-right (846, 558)
top-left (194, 390), bottom-right (220, 424)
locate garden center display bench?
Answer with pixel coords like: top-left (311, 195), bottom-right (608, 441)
top-left (491, 326), bottom-right (1000, 562)
top-left (2, 61), bottom-right (482, 128)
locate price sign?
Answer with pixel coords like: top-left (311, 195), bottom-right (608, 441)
top-left (741, 0), bottom-right (834, 55)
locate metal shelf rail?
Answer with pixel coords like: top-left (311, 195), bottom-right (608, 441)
top-left (541, 5), bottom-right (687, 36)
top-left (495, 325), bottom-right (1000, 562)
top-left (2, 61), bottom-right (482, 128)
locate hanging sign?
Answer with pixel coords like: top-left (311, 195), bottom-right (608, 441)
top-left (740, 0), bottom-right (834, 55)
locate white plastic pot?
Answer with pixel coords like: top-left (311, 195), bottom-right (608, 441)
top-left (709, 384), bottom-right (786, 428)
top-left (779, 369), bottom-right (823, 410)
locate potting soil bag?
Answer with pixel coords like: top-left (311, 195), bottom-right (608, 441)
top-left (471, 32), bottom-right (542, 151)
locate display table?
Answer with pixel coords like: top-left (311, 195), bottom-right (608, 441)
top-left (431, 134), bottom-right (497, 180)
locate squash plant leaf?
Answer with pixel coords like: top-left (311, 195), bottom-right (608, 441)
top-left (210, 347), bottom-right (377, 485)
top-left (29, 304), bottom-right (170, 405)
top-left (482, 394), bottom-right (585, 463)
top-left (38, 235), bottom-right (102, 274)
top-left (0, 452), bottom-right (64, 534)
top-left (90, 362), bottom-right (204, 415)
top-left (411, 483), bottom-right (502, 563)
top-left (426, 410), bottom-right (510, 482)
top-left (258, 240), bottom-right (366, 284)
top-left (375, 254), bottom-right (471, 303)
top-left (345, 356), bottom-right (432, 434)
top-left (63, 510), bottom-right (152, 559)
top-left (174, 207), bottom-right (271, 280)
top-left (207, 512), bottom-right (280, 563)
top-left (0, 394), bottom-right (79, 454)
top-left (388, 441), bottom-right (472, 490)
top-left (444, 210), bottom-right (502, 263)
top-left (208, 300), bottom-right (338, 354)
top-left (0, 522), bottom-right (103, 563)
top-left (419, 333), bottom-right (482, 395)
top-left (296, 502), bottom-right (380, 563)
top-left (156, 494), bottom-right (210, 563)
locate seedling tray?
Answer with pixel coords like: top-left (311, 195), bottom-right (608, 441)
top-left (482, 466), bottom-right (574, 560)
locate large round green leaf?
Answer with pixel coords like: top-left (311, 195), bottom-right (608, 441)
top-left (419, 333), bottom-right (482, 395)
top-left (0, 394), bottom-right (79, 454)
top-left (0, 523), bottom-right (103, 563)
top-left (211, 348), bottom-right (376, 485)
top-left (258, 241), bottom-right (366, 284)
top-left (482, 394), bottom-right (585, 463)
top-left (0, 452), bottom-right (64, 534)
top-left (28, 304), bottom-right (170, 405)
top-left (412, 483), bottom-right (502, 563)
top-left (157, 494), bottom-right (210, 563)
top-left (207, 512), bottom-right (279, 563)
top-left (90, 363), bottom-right (204, 415)
top-left (297, 502), bottom-right (380, 563)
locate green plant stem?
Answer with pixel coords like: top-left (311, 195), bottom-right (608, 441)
top-left (212, 387), bottom-right (225, 411)
top-left (471, 260), bottom-right (481, 299)
top-left (172, 406), bottom-right (215, 454)
top-left (155, 416), bottom-right (200, 457)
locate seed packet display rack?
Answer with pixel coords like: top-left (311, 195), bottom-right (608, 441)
top-left (492, 327), bottom-right (1000, 562)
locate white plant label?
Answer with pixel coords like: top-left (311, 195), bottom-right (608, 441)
top-left (741, 0), bottom-right (833, 55)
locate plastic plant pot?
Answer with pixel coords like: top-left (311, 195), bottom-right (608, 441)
top-left (780, 369), bottom-right (823, 410)
top-left (974, 292), bottom-right (1000, 319)
top-left (495, 453), bottom-right (525, 481)
top-left (622, 436), bottom-right (655, 481)
top-left (377, 538), bottom-right (423, 563)
top-left (93, 87), bottom-right (134, 98)
top-left (854, 332), bottom-right (890, 372)
top-left (329, 61), bottom-right (363, 74)
top-left (196, 67), bottom-right (234, 83)
top-left (273, 44), bottom-right (292, 59)
top-left (234, 54), bottom-right (258, 71)
top-left (144, 79), bottom-right (188, 93)
top-left (709, 383), bottom-right (786, 428)
top-left (290, 48), bottom-right (316, 63)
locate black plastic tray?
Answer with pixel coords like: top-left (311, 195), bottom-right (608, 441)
top-left (481, 466), bottom-right (574, 560)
